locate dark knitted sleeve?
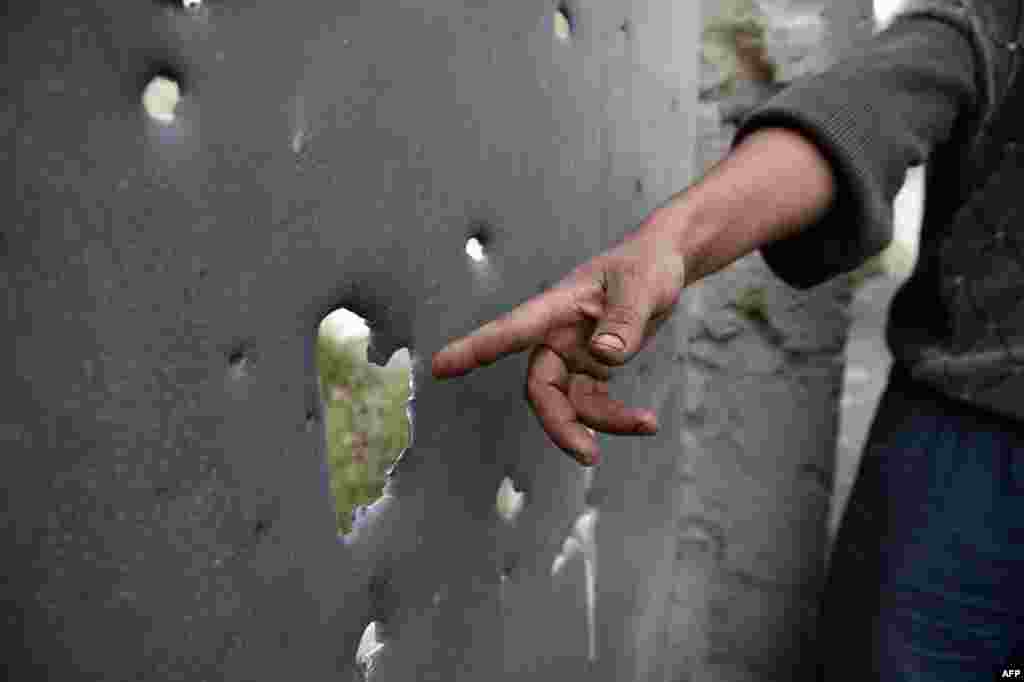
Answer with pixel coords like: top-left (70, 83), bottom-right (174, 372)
top-left (731, 11), bottom-right (984, 289)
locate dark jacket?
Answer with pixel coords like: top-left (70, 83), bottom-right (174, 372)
top-left (733, 0), bottom-right (1024, 422)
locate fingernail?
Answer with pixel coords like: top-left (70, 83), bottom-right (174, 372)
top-left (594, 334), bottom-right (624, 352)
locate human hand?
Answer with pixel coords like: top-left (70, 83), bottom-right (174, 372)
top-left (430, 220), bottom-right (688, 467)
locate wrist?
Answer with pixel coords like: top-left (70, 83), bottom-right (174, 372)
top-left (639, 193), bottom-right (716, 288)
top-left (648, 127), bottom-right (836, 288)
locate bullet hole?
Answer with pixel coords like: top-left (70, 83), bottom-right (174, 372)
top-left (317, 308), bottom-right (410, 535)
top-left (465, 236), bottom-right (486, 263)
top-left (554, 3), bottom-right (573, 41)
top-left (634, 178), bottom-right (644, 195)
top-left (495, 476), bottom-right (526, 523)
top-left (142, 74), bottom-right (181, 125)
top-left (252, 519), bottom-right (270, 540)
top-left (873, 0), bottom-right (903, 29)
top-left (227, 349), bottom-right (249, 380)
top-left (355, 621), bottom-right (384, 677)
top-left (619, 19), bottom-right (631, 37)
top-left (466, 221), bottom-right (491, 263)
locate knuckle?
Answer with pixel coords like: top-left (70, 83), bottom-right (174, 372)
top-left (603, 305), bottom-right (643, 327)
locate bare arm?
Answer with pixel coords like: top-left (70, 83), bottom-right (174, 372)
top-left (432, 7), bottom-right (983, 466)
top-left (647, 127), bottom-right (836, 287)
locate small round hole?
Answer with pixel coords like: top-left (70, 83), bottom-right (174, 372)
top-left (227, 349), bottom-right (249, 381)
top-left (465, 237), bottom-right (485, 263)
top-left (554, 5), bottom-right (572, 41)
top-left (142, 75), bottom-right (181, 125)
top-left (495, 476), bottom-right (525, 523)
top-left (873, 0), bottom-right (902, 28)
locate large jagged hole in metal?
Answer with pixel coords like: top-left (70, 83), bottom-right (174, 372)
top-left (317, 308), bottom-right (411, 537)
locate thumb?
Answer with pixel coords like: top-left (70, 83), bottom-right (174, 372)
top-left (589, 268), bottom-right (654, 365)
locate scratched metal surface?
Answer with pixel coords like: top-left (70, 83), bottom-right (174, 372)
top-left (2, 2), bottom-right (699, 680)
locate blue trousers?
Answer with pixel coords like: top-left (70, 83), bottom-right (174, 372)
top-left (818, 363), bottom-right (1024, 680)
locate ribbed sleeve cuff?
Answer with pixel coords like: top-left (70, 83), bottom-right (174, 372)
top-left (730, 83), bottom-right (895, 290)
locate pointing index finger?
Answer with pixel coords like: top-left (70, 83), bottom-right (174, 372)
top-left (431, 282), bottom-right (586, 379)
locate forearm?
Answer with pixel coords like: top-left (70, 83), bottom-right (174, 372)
top-left (664, 7), bottom-right (980, 290)
top-left (647, 127), bottom-right (835, 287)
top-left (643, 5), bottom-right (983, 290)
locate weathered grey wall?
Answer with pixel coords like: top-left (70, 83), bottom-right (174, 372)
top-left (3, 2), bottom-right (700, 680)
top-left (663, 0), bottom-right (874, 679)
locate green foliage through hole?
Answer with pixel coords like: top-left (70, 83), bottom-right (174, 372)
top-left (316, 334), bottom-right (411, 536)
